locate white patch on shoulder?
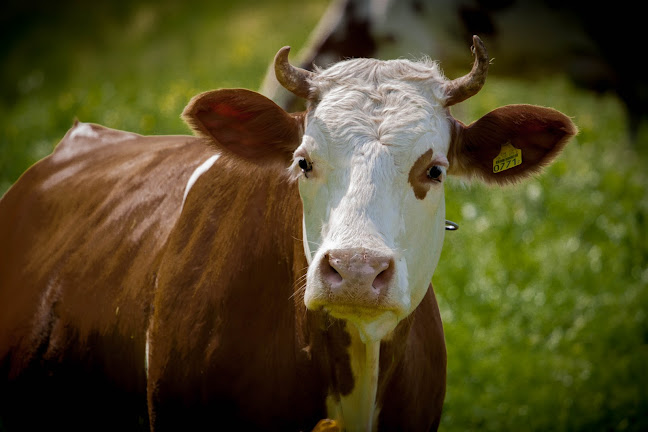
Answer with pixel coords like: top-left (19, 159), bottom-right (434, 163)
top-left (145, 275), bottom-right (160, 379)
top-left (145, 327), bottom-right (150, 377)
top-left (181, 154), bottom-right (220, 208)
top-left (69, 122), bottom-right (99, 140)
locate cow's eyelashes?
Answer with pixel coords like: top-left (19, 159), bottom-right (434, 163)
top-left (426, 165), bottom-right (444, 182)
top-left (298, 158), bottom-right (313, 178)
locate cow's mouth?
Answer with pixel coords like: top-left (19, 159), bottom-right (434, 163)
top-left (324, 305), bottom-right (399, 343)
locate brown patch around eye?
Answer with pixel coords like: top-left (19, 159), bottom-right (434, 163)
top-left (408, 149), bottom-right (435, 200)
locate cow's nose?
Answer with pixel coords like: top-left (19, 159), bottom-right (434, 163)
top-left (319, 248), bottom-right (394, 301)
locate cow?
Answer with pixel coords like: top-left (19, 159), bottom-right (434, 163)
top-left (0, 36), bottom-right (576, 431)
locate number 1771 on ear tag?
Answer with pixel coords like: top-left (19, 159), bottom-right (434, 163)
top-left (493, 143), bottom-right (522, 173)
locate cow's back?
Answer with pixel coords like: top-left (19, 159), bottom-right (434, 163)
top-left (0, 122), bottom-right (213, 431)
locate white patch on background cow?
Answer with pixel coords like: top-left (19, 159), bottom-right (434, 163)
top-left (182, 154), bottom-right (220, 208)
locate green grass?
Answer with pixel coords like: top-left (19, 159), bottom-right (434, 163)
top-left (1, 0), bottom-right (328, 193)
top-left (440, 78), bottom-right (648, 431)
top-left (2, 1), bottom-right (647, 431)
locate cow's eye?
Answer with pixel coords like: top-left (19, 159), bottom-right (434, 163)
top-left (298, 158), bottom-right (313, 178)
top-left (426, 165), bottom-right (443, 182)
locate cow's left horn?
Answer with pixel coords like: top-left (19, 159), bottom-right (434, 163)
top-left (274, 46), bottom-right (315, 99)
top-left (444, 35), bottom-right (489, 107)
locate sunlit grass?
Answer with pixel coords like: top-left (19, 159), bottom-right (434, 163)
top-left (1, 0), bottom-right (329, 193)
top-left (439, 77), bottom-right (648, 431)
top-left (1, 1), bottom-right (647, 430)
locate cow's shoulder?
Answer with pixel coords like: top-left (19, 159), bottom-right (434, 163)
top-left (0, 122), bottom-right (215, 370)
top-left (51, 121), bottom-right (143, 162)
top-left (51, 121), bottom-right (212, 163)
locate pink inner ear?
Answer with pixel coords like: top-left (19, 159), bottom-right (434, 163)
top-left (209, 103), bottom-right (254, 122)
top-left (198, 108), bottom-right (247, 135)
top-left (183, 88), bottom-right (303, 162)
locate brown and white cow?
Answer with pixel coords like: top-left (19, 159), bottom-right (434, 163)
top-left (0, 37), bottom-right (575, 431)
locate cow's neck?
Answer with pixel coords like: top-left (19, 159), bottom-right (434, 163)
top-left (326, 321), bottom-right (381, 432)
top-left (311, 310), bottom-right (415, 432)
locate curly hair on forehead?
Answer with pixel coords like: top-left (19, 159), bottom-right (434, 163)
top-left (311, 57), bottom-right (449, 101)
top-left (306, 64), bottom-right (450, 150)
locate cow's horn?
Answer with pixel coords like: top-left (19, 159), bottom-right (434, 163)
top-left (444, 35), bottom-right (489, 107)
top-left (274, 46), bottom-right (315, 99)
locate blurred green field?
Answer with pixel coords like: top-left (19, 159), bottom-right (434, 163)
top-left (1, 1), bottom-right (647, 431)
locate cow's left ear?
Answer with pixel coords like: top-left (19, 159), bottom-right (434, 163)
top-left (448, 104), bottom-right (577, 185)
top-left (182, 88), bottom-right (303, 162)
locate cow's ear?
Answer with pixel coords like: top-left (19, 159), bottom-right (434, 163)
top-left (448, 104), bottom-right (577, 185)
top-left (182, 88), bottom-right (303, 162)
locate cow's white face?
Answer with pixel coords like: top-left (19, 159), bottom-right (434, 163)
top-left (291, 59), bottom-right (452, 342)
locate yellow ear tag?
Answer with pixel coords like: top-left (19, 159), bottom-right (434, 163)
top-left (493, 142), bottom-right (522, 173)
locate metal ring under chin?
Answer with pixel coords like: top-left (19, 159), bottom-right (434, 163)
top-left (445, 220), bottom-right (459, 231)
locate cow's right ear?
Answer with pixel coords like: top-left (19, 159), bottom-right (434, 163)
top-left (182, 88), bottom-right (303, 162)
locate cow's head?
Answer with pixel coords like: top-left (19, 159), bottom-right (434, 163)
top-left (183, 36), bottom-right (576, 342)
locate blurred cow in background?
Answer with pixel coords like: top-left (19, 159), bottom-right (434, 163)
top-left (262, 0), bottom-right (644, 138)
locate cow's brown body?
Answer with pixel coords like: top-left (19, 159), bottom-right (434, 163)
top-left (0, 124), bottom-right (207, 429)
top-left (0, 123), bottom-right (446, 431)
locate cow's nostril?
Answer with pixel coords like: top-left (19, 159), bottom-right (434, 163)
top-left (322, 253), bottom-right (343, 286)
top-left (372, 260), bottom-right (394, 293)
top-left (373, 270), bottom-right (387, 290)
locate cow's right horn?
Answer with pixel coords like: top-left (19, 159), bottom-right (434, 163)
top-left (274, 46), bottom-right (315, 100)
top-left (444, 35), bottom-right (489, 107)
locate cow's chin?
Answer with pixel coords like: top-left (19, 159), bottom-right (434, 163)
top-left (326, 306), bottom-right (399, 343)
top-left (305, 293), bottom-right (402, 342)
